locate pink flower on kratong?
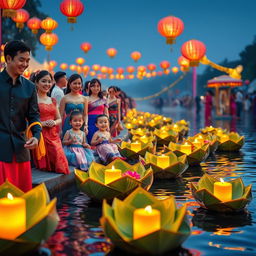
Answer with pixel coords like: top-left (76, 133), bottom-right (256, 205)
top-left (122, 170), bottom-right (141, 179)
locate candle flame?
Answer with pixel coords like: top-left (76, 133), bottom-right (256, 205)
top-left (174, 124), bottom-right (178, 128)
top-left (198, 135), bottom-right (203, 139)
top-left (145, 205), bottom-right (152, 213)
top-left (184, 142), bottom-right (189, 145)
top-left (220, 178), bottom-right (224, 182)
top-left (111, 165), bottom-right (115, 170)
top-left (7, 193), bottom-right (13, 200)
top-left (194, 139), bottom-right (199, 142)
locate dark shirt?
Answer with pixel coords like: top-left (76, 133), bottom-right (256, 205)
top-left (0, 69), bottom-right (41, 163)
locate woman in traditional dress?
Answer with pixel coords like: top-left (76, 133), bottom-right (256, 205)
top-left (59, 74), bottom-right (88, 137)
top-left (33, 70), bottom-right (69, 174)
top-left (87, 78), bottom-right (108, 144)
top-left (108, 86), bottom-right (122, 137)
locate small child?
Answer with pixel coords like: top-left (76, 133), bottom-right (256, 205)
top-left (91, 114), bottom-right (123, 164)
top-left (63, 111), bottom-right (94, 171)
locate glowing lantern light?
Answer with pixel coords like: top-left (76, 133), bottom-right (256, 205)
top-left (101, 66), bottom-right (108, 73)
top-left (11, 9), bottom-right (29, 29)
top-left (157, 16), bottom-right (184, 44)
top-left (27, 17), bottom-right (41, 34)
top-left (126, 66), bottom-right (135, 73)
top-left (60, 0), bottom-right (84, 24)
top-left (107, 67), bottom-right (114, 74)
top-left (76, 57), bottom-right (85, 65)
top-left (76, 66), bottom-right (82, 73)
top-left (83, 65), bottom-right (90, 73)
top-left (152, 71), bottom-right (157, 77)
top-left (109, 74), bottom-right (115, 79)
top-left (117, 67), bottom-right (124, 74)
top-left (60, 63), bottom-right (68, 70)
top-left (137, 66), bottom-right (146, 73)
top-left (157, 71), bottom-right (163, 76)
top-left (107, 48), bottom-right (117, 58)
top-left (147, 64), bottom-right (156, 72)
top-left (163, 69), bottom-right (170, 75)
top-left (146, 73), bottom-right (152, 78)
top-left (80, 42), bottom-right (91, 53)
top-left (69, 64), bottom-right (77, 71)
top-left (23, 70), bottom-right (30, 79)
top-left (89, 71), bottom-right (96, 77)
top-left (40, 33), bottom-right (58, 51)
top-left (129, 74), bottom-right (135, 79)
top-left (181, 39), bottom-right (206, 67)
top-left (0, 0), bottom-right (26, 17)
top-left (178, 56), bottom-right (190, 68)
top-left (131, 51), bottom-right (141, 62)
top-left (172, 66), bottom-right (179, 74)
top-left (40, 17), bottom-right (58, 33)
top-left (49, 60), bottom-right (57, 69)
top-left (92, 64), bottom-right (100, 71)
top-left (160, 60), bottom-right (170, 70)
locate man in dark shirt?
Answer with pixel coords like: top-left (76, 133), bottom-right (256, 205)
top-left (0, 40), bottom-right (41, 192)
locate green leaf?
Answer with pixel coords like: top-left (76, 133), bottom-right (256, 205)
top-left (230, 178), bottom-right (244, 199)
top-left (198, 174), bottom-right (216, 191)
top-left (0, 181), bottom-right (24, 198)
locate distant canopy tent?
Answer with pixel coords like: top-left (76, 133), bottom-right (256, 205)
top-left (207, 75), bottom-right (243, 116)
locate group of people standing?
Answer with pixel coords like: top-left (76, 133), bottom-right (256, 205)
top-left (0, 40), bottom-right (131, 192)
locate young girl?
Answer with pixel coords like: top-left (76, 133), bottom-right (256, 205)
top-left (63, 111), bottom-right (94, 171)
top-left (91, 115), bottom-right (123, 164)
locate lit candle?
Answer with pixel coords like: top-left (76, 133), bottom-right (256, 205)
top-left (0, 193), bottom-right (26, 240)
top-left (130, 141), bottom-right (142, 152)
top-left (220, 134), bottom-right (229, 143)
top-left (140, 135), bottom-right (148, 144)
top-left (126, 123), bottom-right (132, 129)
top-left (104, 166), bottom-right (122, 184)
top-left (173, 124), bottom-right (179, 131)
top-left (197, 135), bottom-right (205, 144)
top-left (180, 142), bottom-right (192, 155)
top-left (193, 138), bottom-right (202, 148)
top-left (133, 205), bottom-right (161, 239)
top-left (136, 128), bottom-right (144, 136)
top-left (213, 178), bottom-right (232, 202)
top-left (157, 154), bottom-right (170, 169)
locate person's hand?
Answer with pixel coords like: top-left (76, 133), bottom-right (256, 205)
top-left (24, 137), bottom-right (38, 149)
top-left (97, 137), bottom-right (104, 143)
top-left (46, 120), bottom-right (56, 127)
top-left (84, 126), bottom-right (88, 135)
top-left (83, 143), bottom-right (91, 149)
top-left (114, 138), bottom-right (122, 143)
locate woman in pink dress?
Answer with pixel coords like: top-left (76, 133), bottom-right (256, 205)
top-left (204, 90), bottom-right (213, 124)
top-left (230, 92), bottom-right (237, 117)
top-left (87, 78), bottom-right (108, 144)
top-left (33, 70), bottom-right (69, 174)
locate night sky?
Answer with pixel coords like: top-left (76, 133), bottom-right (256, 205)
top-left (36, 0), bottom-right (256, 85)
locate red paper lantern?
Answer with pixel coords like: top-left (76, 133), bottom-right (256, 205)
top-left (131, 51), bottom-right (141, 62)
top-left (181, 40), bottom-right (206, 67)
top-left (101, 66), bottom-right (108, 73)
top-left (41, 17), bottom-right (58, 33)
top-left (60, 0), bottom-right (84, 23)
top-left (83, 65), bottom-right (90, 73)
top-left (0, 0), bottom-right (26, 17)
top-left (172, 66), bottom-right (179, 74)
top-left (107, 48), bottom-right (117, 58)
top-left (40, 33), bottom-right (58, 51)
top-left (116, 67), bottom-right (124, 74)
top-left (11, 8), bottom-right (29, 29)
top-left (80, 42), bottom-right (91, 53)
top-left (157, 16), bottom-right (184, 44)
top-left (27, 17), bottom-right (41, 34)
top-left (147, 64), bottom-right (156, 72)
top-left (69, 64), bottom-right (77, 71)
top-left (107, 67), bottom-right (114, 74)
top-left (160, 60), bottom-right (170, 70)
top-left (126, 66), bottom-right (135, 73)
top-left (92, 64), bottom-right (100, 71)
top-left (137, 66), bottom-right (146, 73)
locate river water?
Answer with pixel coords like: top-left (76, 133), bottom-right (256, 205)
top-left (42, 104), bottom-right (256, 256)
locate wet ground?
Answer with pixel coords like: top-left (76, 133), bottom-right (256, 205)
top-left (41, 104), bottom-right (256, 256)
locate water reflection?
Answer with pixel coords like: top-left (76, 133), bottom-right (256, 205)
top-left (41, 106), bottom-right (255, 256)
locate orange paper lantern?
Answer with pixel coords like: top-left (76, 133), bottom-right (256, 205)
top-left (126, 66), bottom-right (135, 73)
top-left (12, 9), bottom-right (29, 29)
top-left (101, 66), bottom-right (108, 73)
top-left (60, 63), bottom-right (68, 70)
top-left (27, 17), bottom-right (41, 34)
top-left (172, 66), bottom-right (179, 74)
top-left (160, 60), bottom-right (170, 70)
top-left (41, 17), bottom-right (58, 33)
top-left (40, 33), bottom-right (58, 51)
top-left (76, 57), bottom-right (85, 65)
top-left (131, 51), bottom-right (141, 62)
top-left (80, 42), bottom-right (91, 53)
top-left (158, 16), bottom-right (184, 44)
top-left (69, 64), bottom-right (77, 71)
top-left (60, 0), bottom-right (84, 23)
top-left (147, 64), bottom-right (156, 72)
top-left (181, 40), bottom-right (206, 67)
top-left (49, 60), bottom-right (57, 69)
top-left (83, 65), bottom-right (90, 73)
top-left (92, 64), bottom-right (100, 71)
top-left (116, 67), bottom-right (124, 74)
top-left (107, 48), bottom-right (117, 58)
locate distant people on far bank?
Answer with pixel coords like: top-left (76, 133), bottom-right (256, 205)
top-left (236, 90), bottom-right (243, 118)
top-left (204, 90), bottom-right (214, 124)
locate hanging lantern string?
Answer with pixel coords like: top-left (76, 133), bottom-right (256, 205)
top-left (134, 71), bottom-right (188, 101)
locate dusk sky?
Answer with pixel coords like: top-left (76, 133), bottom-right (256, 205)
top-left (36, 0), bottom-right (256, 85)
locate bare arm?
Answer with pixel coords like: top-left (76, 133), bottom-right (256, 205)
top-left (62, 130), bottom-right (72, 146)
top-left (91, 132), bottom-right (104, 146)
top-left (59, 96), bottom-right (66, 122)
top-left (83, 97), bottom-right (88, 133)
top-left (117, 98), bottom-right (121, 122)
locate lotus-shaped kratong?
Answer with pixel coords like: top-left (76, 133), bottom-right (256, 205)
top-left (153, 128), bottom-right (179, 146)
top-left (0, 181), bottom-right (59, 255)
top-left (190, 174), bottom-right (252, 212)
top-left (100, 187), bottom-right (191, 255)
top-left (118, 141), bottom-right (155, 159)
top-left (129, 128), bottom-right (149, 137)
top-left (217, 132), bottom-right (244, 151)
top-left (168, 142), bottom-right (210, 166)
top-left (142, 151), bottom-right (188, 179)
top-left (75, 159), bottom-right (153, 201)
